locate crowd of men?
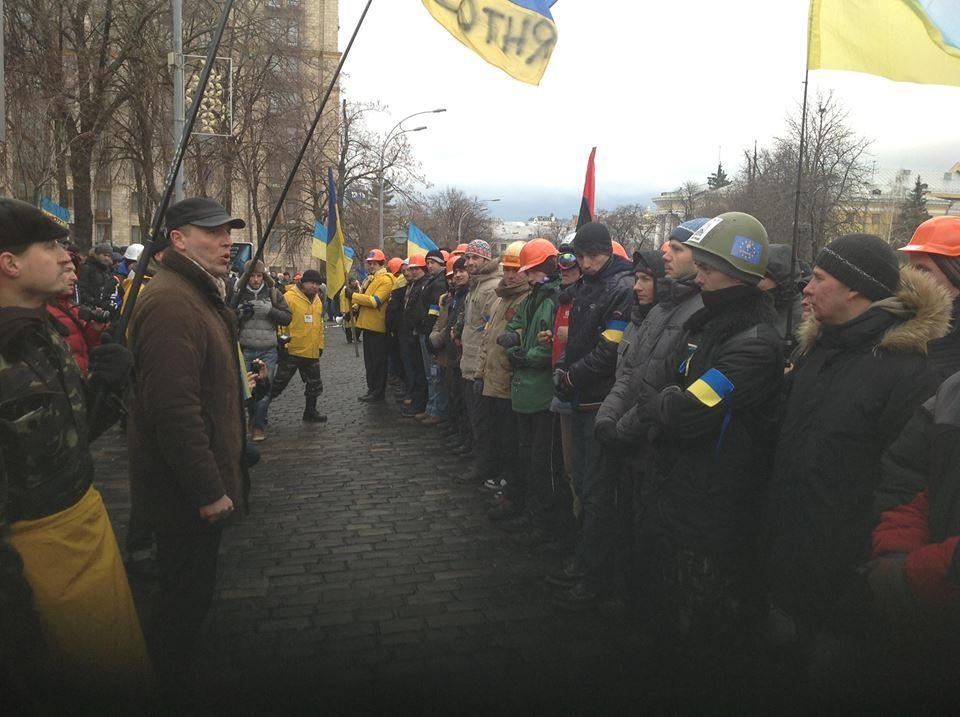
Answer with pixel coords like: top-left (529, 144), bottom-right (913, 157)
top-left (2, 189), bottom-right (960, 706)
top-left (352, 211), bottom-right (960, 698)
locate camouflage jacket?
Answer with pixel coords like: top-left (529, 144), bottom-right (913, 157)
top-left (0, 307), bottom-right (120, 668)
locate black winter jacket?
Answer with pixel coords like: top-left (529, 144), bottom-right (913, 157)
top-left (77, 256), bottom-right (116, 311)
top-left (764, 267), bottom-right (951, 627)
top-left (599, 278), bottom-right (703, 439)
top-left (401, 276), bottom-right (426, 338)
top-left (386, 282), bottom-right (406, 336)
top-left (559, 256), bottom-right (635, 410)
top-left (926, 297), bottom-right (960, 381)
top-left (644, 286), bottom-right (783, 557)
top-left (417, 270), bottom-right (446, 337)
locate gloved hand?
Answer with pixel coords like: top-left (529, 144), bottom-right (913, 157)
top-left (473, 379), bottom-right (484, 396)
top-left (238, 301), bottom-right (255, 318)
top-left (345, 286), bottom-right (355, 299)
top-left (251, 301), bottom-right (271, 317)
top-left (594, 418), bottom-right (619, 444)
top-left (506, 347), bottom-right (526, 370)
top-left (88, 334), bottom-right (134, 392)
top-left (496, 331), bottom-right (520, 349)
top-left (552, 368), bottom-right (574, 400)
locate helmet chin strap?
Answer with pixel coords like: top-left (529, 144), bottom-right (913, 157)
top-left (931, 254), bottom-right (960, 290)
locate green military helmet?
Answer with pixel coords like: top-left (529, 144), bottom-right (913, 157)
top-left (685, 211), bottom-right (769, 285)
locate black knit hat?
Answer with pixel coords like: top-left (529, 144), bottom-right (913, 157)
top-left (632, 249), bottom-right (665, 279)
top-left (765, 244), bottom-right (794, 286)
top-left (815, 234), bottom-right (900, 301)
top-left (572, 222), bottom-right (612, 256)
top-left (300, 269), bottom-right (323, 284)
top-left (426, 249), bottom-right (445, 265)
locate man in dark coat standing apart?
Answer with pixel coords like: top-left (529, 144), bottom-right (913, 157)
top-left (764, 234), bottom-right (951, 690)
top-left (127, 198), bottom-right (249, 688)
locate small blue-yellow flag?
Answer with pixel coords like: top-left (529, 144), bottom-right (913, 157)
top-left (809, 0), bottom-right (960, 87)
top-left (421, 0), bottom-right (559, 86)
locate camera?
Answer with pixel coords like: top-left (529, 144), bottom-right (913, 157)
top-left (250, 358), bottom-right (266, 374)
top-left (238, 301), bottom-right (255, 318)
top-left (277, 334), bottom-right (291, 347)
top-left (78, 305), bottom-right (112, 324)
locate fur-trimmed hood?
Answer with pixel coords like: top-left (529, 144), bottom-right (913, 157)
top-left (797, 265), bottom-right (952, 356)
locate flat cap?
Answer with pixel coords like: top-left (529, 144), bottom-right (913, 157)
top-left (0, 198), bottom-right (69, 251)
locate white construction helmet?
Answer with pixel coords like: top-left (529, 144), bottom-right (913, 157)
top-left (124, 243), bottom-right (145, 261)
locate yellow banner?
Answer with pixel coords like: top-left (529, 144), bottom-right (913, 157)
top-left (422, 0), bottom-right (558, 86)
top-left (809, 0), bottom-right (960, 87)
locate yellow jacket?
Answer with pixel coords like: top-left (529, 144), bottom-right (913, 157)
top-left (282, 285), bottom-right (325, 358)
top-left (352, 268), bottom-right (394, 333)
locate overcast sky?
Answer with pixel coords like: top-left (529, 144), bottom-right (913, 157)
top-left (338, 0), bottom-right (960, 219)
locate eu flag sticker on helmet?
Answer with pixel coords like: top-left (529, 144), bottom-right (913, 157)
top-left (732, 236), bottom-right (763, 265)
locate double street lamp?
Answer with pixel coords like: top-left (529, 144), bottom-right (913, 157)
top-left (457, 198), bottom-right (500, 244)
top-left (377, 108), bottom-right (447, 249)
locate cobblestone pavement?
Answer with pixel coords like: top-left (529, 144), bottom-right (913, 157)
top-left (93, 331), bottom-right (725, 714)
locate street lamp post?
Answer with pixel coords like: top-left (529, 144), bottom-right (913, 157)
top-left (457, 198), bottom-right (500, 244)
top-left (378, 108), bottom-right (446, 249)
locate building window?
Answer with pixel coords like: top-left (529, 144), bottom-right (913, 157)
top-left (94, 223), bottom-right (112, 244)
top-left (130, 226), bottom-right (142, 244)
top-left (96, 190), bottom-right (112, 213)
top-left (130, 191), bottom-right (140, 216)
top-left (286, 19), bottom-right (299, 46)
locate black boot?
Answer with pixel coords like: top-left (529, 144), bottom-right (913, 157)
top-left (302, 395), bottom-right (327, 423)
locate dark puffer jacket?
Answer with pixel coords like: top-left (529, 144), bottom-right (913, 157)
top-left (559, 255), bottom-right (635, 410)
top-left (644, 286), bottom-right (783, 557)
top-left (764, 267), bottom-right (951, 628)
top-left (926, 296), bottom-right (960, 381)
top-left (599, 278), bottom-right (703, 439)
top-left (401, 275), bottom-right (426, 338)
top-left (77, 255), bottom-right (116, 311)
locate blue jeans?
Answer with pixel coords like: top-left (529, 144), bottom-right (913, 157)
top-left (419, 335), bottom-right (446, 418)
top-left (242, 347), bottom-right (278, 430)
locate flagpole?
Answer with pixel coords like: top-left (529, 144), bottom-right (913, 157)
top-left (784, 2), bottom-right (815, 356)
top-left (231, 0), bottom-right (375, 308)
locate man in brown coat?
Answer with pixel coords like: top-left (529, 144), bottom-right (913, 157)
top-left (127, 197), bottom-right (248, 687)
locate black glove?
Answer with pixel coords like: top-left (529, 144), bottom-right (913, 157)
top-left (88, 334), bottom-right (133, 392)
top-left (238, 301), bottom-right (255, 318)
top-left (345, 286), bottom-right (355, 299)
top-left (473, 379), bottom-right (484, 396)
top-left (496, 331), bottom-right (520, 349)
top-left (552, 368), bottom-right (574, 401)
top-left (506, 347), bottom-right (527, 370)
top-left (594, 418), bottom-right (619, 444)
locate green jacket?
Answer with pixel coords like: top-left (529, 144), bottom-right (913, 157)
top-left (506, 278), bottom-right (560, 414)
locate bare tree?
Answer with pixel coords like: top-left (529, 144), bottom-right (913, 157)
top-left (601, 204), bottom-right (658, 253)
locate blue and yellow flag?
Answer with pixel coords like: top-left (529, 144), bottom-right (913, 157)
top-left (407, 223), bottom-right (438, 258)
top-left (325, 168), bottom-right (349, 300)
top-left (809, 0), bottom-right (960, 87)
top-left (421, 0), bottom-right (559, 85)
top-left (311, 221), bottom-right (328, 261)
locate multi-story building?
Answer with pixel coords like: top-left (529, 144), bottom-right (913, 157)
top-left (12, 0), bottom-right (340, 274)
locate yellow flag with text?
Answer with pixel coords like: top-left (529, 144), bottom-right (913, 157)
top-left (421, 0), bottom-right (559, 85)
top-left (809, 0), bottom-right (960, 87)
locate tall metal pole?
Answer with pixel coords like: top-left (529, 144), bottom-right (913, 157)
top-left (785, 4), bottom-right (815, 354)
top-left (377, 108), bottom-right (446, 249)
top-left (172, 0), bottom-right (185, 201)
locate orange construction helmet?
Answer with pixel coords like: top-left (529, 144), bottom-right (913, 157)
top-left (612, 241), bottom-right (629, 260)
top-left (502, 241), bottom-right (526, 269)
top-left (408, 254), bottom-right (427, 269)
top-left (366, 248), bottom-right (386, 262)
top-left (387, 257), bottom-right (404, 275)
top-left (452, 243), bottom-right (469, 256)
top-left (518, 238), bottom-right (559, 273)
top-left (900, 216), bottom-right (960, 257)
top-left (441, 249), bottom-right (451, 261)
top-left (445, 255), bottom-right (457, 276)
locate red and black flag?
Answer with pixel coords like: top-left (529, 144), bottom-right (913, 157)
top-left (577, 147), bottom-right (596, 230)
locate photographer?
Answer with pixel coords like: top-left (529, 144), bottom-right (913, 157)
top-left (233, 259), bottom-right (292, 442)
top-left (46, 262), bottom-right (107, 375)
top-left (78, 242), bottom-right (119, 317)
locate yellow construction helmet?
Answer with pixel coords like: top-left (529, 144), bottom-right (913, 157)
top-left (502, 240), bottom-right (526, 269)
